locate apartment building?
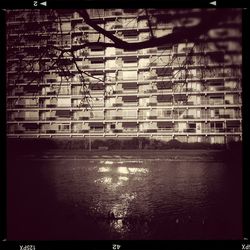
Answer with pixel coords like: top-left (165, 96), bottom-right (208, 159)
top-left (6, 9), bottom-right (242, 144)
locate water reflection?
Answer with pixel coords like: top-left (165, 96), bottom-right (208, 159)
top-left (98, 167), bottom-right (110, 172)
top-left (117, 166), bottom-right (129, 174)
top-left (128, 167), bottom-right (148, 174)
top-left (33, 158), bottom-right (241, 239)
top-left (93, 163), bottom-right (150, 235)
top-left (94, 176), bottom-right (112, 185)
top-left (109, 192), bottom-right (137, 234)
top-left (119, 176), bottom-right (129, 181)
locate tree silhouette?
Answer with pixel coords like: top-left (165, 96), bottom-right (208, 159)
top-left (6, 8), bottom-right (242, 108)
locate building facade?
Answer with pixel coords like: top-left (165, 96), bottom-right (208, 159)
top-left (6, 9), bottom-right (242, 144)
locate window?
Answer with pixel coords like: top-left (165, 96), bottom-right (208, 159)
top-left (122, 82), bottom-right (137, 90)
top-left (122, 70), bottom-right (137, 80)
top-left (58, 124), bottom-right (70, 131)
top-left (123, 57), bottom-right (137, 67)
top-left (189, 123), bottom-right (196, 129)
top-left (57, 98), bottom-right (71, 107)
top-left (122, 110), bottom-right (137, 119)
top-left (157, 95), bottom-right (173, 102)
top-left (156, 68), bottom-right (172, 77)
top-left (122, 96), bottom-right (138, 102)
top-left (123, 30), bottom-right (139, 41)
top-left (157, 81), bottom-right (172, 89)
top-left (60, 22), bottom-right (71, 32)
top-left (24, 111), bottom-right (39, 120)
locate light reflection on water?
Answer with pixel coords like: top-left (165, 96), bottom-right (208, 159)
top-left (17, 158), bottom-right (241, 239)
top-left (92, 163), bottom-right (150, 235)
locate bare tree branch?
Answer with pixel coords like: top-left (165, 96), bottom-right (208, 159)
top-left (145, 9), bottom-right (154, 38)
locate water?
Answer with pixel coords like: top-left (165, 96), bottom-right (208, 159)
top-left (7, 152), bottom-right (242, 240)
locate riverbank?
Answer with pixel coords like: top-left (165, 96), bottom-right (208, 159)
top-left (8, 149), bottom-right (241, 163)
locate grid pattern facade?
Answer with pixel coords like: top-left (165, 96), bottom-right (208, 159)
top-left (6, 9), bottom-right (242, 144)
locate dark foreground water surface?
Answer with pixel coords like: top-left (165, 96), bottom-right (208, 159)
top-left (7, 150), bottom-right (242, 240)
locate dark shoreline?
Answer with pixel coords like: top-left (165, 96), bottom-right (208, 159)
top-left (8, 149), bottom-right (242, 165)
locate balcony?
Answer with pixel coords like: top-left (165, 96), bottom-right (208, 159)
top-left (46, 104), bottom-right (57, 108)
top-left (15, 104), bottom-right (25, 108)
top-left (89, 84), bottom-right (105, 91)
top-left (113, 103), bottom-right (123, 107)
top-left (123, 128), bottom-right (138, 133)
top-left (219, 114), bottom-right (231, 119)
top-left (45, 117), bottom-right (56, 121)
top-left (113, 129), bottom-right (123, 133)
top-left (145, 89), bottom-right (157, 93)
top-left (46, 90), bottom-right (57, 96)
top-left (91, 116), bottom-right (105, 120)
top-left (112, 116), bottom-right (123, 120)
top-left (158, 116), bottom-right (173, 120)
top-left (15, 89), bottom-right (24, 95)
top-left (122, 115), bottom-right (137, 119)
top-left (114, 90), bottom-right (123, 94)
top-left (186, 102), bottom-right (194, 106)
top-left (210, 128), bottom-right (226, 133)
top-left (45, 130), bottom-right (57, 134)
top-left (183, 115), bottom-right (195, 119)
top-left (147, 116), bottom-right (157, 119)
top-left (147, 102), bottom-right (157, 106)
top-left (157, 128), bottom-right (174, 133)
top-left (15, 117), bottom-right (25, 121)
top-left (145, 129), bottom-right (157, 133)
top-left (56, 110), bottom-right (72, 119)
top-left (225, 128), bottom-right (241, 133)
top-left (183, 128), bottom-right (196, 133)
top-left (57, 130), bottom-right (71, 134)
top-left (25, 129), bottom-right (39, 134)
top-left (78, 116), bottom-right (90, 120)
top-left (157, 102), bottom-right (173, 106)
top-left (14, 130), bottom-right (25, 134)
top-left (90, 129), bottom-right (104, 133)
top-left (123, 102), bottom-right (138, 107)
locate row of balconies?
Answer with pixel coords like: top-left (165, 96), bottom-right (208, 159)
top-left (7, 9), bottom-right (240, 22)
top-left (7, 86), bottom-right (242, 98)
top-left (8, 76), bottom-right (241, 89)
top-left (7, 60), bottom-right (241, 71)
top-left (8, 86), bottom-right (242, 97)
top-left (8, 100), bottom-right (242, 109)
top-left (7, 72), bottom-right (241, 85)
top-left (8, 127), bottom-right (242, 135)
top-left (9, 114), bottom-right (241, 122)
top-left (7, 40), bottom-right (241, 59)
top-left (30, 63), bottom-right (239, 73)
top-left (8, 90), bottom-right (242, 100)
top-left (8, 16), bottom-right (241, 40)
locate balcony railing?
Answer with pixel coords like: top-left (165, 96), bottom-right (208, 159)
top-left (45, 130), bottom-right (57, 134)
top-left (147, 116), bottom-right (157, 119)
top-left (112, 116), bottom-right (123, 120)
top-left (144, 129), bottom-right (158, 133)
top-left (113, 103), bottom-right (123, 107)
top-left (14, 117), bottom-right (25, 121)
top-left (45, 104), bottom-right (57, 108)
top-left (77, 116), bottom-right (90, 120)
top-left (45, 117), bottom-right (56, 121)
top-left (90, 129), bottom-right (104, 133)
top-left (14, 130), bottom-right (25, 134)
top-left (122, 116), bottom-right (137, 120)
top-left (157, 128), bottom-right (174, 132)
top-left (147, 102), bottom-right (157, 106)
top-left (183, 128), bottom-right (196, 133)
top-left (183, 115), bottom-right (195, 119)
top-left (122, 128), bottom-right (138, 132)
